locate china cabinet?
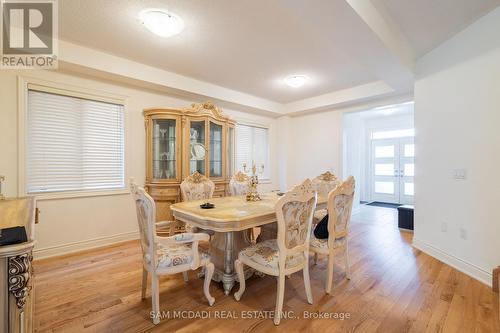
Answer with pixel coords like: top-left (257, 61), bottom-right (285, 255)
top-left (144, 102), bottom-right (236, 222)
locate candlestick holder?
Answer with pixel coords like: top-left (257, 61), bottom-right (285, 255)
top-left (243, 162), bottom-right (264, 202)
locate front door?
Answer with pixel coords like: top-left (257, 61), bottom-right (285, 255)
top-left (370, 138), bottom-right (414, 204)
top-left (398, 138), bottom-right (415, 205)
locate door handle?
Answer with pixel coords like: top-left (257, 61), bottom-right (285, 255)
top-left (400, 170), bottom-right (404, 177)
top-left (394, 170), bottom-right (399, 177)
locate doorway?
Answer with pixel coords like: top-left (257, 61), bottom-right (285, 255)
top-left (370, 137), bottom-right (414, 204)
top-left (342, 101), bottom-right (415, 210)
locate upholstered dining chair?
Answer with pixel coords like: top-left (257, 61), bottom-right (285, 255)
top-left (309, 176), bottom-right (355, 294)
top-left (311, 171), bottom-right (341, 224)
top-left (129, 180), bottom-right (175, 237)
top-left (178, 171), bottom-right (215, 235)
top-left (229, 171), bottom-right (258, 242)
top-left (229, 171), bottom-right (251, 196)
top-left (132, 184), bottom-right (215, 325)
top-left (234, 179), bottom-right (317, 325)
top-left (180, 171), bottom-right (215, 201)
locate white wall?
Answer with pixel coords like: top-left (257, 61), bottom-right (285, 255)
top-left (0, 70), bottom-right (279, 258)
top-left (413, 6), bottom-right (500, 286)
top-left (342, 112), bottom-right (364, 211)
top-left (286, 110), bottom-right (343, 188)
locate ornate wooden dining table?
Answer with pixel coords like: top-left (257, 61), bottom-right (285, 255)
top-left (170, 192), bottom-right (327, 295)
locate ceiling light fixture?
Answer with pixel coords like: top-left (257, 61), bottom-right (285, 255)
top-left (285, 75), bottom-right (307, 88)
top-left (139, 9), bottom-right (184, 38)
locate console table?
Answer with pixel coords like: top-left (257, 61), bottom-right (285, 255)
top-left (0, 197), bottom-right (37, 333)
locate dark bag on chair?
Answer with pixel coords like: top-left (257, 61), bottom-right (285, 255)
top-left (313, 214), bottom-right (329, 240)
top-left (0, 226), bottom-right (28, 246)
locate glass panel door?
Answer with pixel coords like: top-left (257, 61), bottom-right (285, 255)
top-left (399, 138), bottom-right (415, 205)
top-left (370, 137), bottom-right (415, 204)
top-left (153, 119), bottom-right (177, 180)
top-left (227, 126), bottom-right (235, 177)
top-left (209, 122), bottom-right (223, 178)
top-left (371, 139), bottom-right (400, 203)
top-left (189, 120), bottom-right (206, 175)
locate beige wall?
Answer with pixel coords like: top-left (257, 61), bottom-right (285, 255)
top-left (0, 70), bottom-right (279, 258)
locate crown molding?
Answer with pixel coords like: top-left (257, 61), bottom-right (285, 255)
top-left (57, 40), bottom-right (408, 117)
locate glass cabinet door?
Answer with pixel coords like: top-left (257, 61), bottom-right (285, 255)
top-left (153, 119), bottom-right (177, 180)
top-left (189, 120), bottom-right (206, 175)
top-left (209, 122), bottom-right (223, 178)
top-left (227, 126), bottom-right (235, 177)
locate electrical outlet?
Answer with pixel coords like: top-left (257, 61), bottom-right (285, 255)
top-left (441, 222), bottom-right (447, 232)
top-left (453, 169), bottom-right (467, 180)
top-left (460, 228), bottom-right (467, 240)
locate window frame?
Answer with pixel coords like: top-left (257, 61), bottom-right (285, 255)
top-left (234, 120), bottom-right (271, 183)
top-left (18, 76), bottom-right (130, 200)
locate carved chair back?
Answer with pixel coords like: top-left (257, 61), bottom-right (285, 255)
top-left (275, 179), bottom-right (317, 269)
top-left (312, 171), bottom-right (341, 197)
top-left (327, 176), bottom-right (355, 242)
top-left (132, 184), bottom-right (157, 267)
top-left (229, 171), bottom-right (251, 196)
top-left (180, 171), bottom-right (215, 201)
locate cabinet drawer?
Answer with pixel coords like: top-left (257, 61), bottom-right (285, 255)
top-left (148, 187), bottom-right (179, 197)
top-left (213, 191), bottom-right (225, 198)
top-left (214, 184), bottom-right (226, 193)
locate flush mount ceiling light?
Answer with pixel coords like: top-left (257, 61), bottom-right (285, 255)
top-left (285, 75), bottom-right (307, 88)
top-left (139, 9), bottom-right (184, 38)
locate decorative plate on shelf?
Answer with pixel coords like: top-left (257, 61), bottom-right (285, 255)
top-left (191, 143), bottom-right (206, 160)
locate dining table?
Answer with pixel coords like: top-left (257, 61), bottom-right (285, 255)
top-left (170, 192), bottom-right (327, 295)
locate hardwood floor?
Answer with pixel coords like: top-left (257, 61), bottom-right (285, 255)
top-left (33, 206), bottom-right (500, 332)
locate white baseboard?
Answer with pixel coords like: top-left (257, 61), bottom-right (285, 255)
top-left (413, 238), bottom-right (492, 287)
top-left (33, 231), bottom-right (139, 260)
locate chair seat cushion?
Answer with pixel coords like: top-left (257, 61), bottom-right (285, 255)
top-left (145, 243), bottom-right (209, 269)
top-left (310, 231), bottom-right (346, 250)
top-left (238, 239), bottom-right (304, 270)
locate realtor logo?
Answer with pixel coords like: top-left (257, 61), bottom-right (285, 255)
top-left (1, 0), bottom-right (58, 69)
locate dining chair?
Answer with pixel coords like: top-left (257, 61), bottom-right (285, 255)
top-left (180, 171), bottom-right (215, 201)
top-left (179, 171), bottom-right (215, 235)
top-left (234, 179), bottom-right (317, 325)
top-left (311, 171), bottom-right (341, 224)
top-left (309, 176), bottom-right (355, 294)
top-left (229, 171), bottom-right (257, 243)
top-left (229, 171), bottom-right (251, 196)
top-left (130, 181), bottom-right (174, 237)
top-left (132, 185), bottom-right (215, 325)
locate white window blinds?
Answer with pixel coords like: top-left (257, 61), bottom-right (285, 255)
top-left (235, 124), bottom-right (270, 180)
top-left (26, 89), bottom-right (125, 194)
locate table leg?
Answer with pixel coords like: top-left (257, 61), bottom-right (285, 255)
top-left (222, 231), bottom-right (235, 295)
top-left (209, 230), bottom-right (254, 295)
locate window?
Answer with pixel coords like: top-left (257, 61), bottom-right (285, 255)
top-left (372, 128), bottom-right (414, 139)
top-left (26, 89), bottom-right (125, 194)
top-left (235, 124), bottom-right (270, 180)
